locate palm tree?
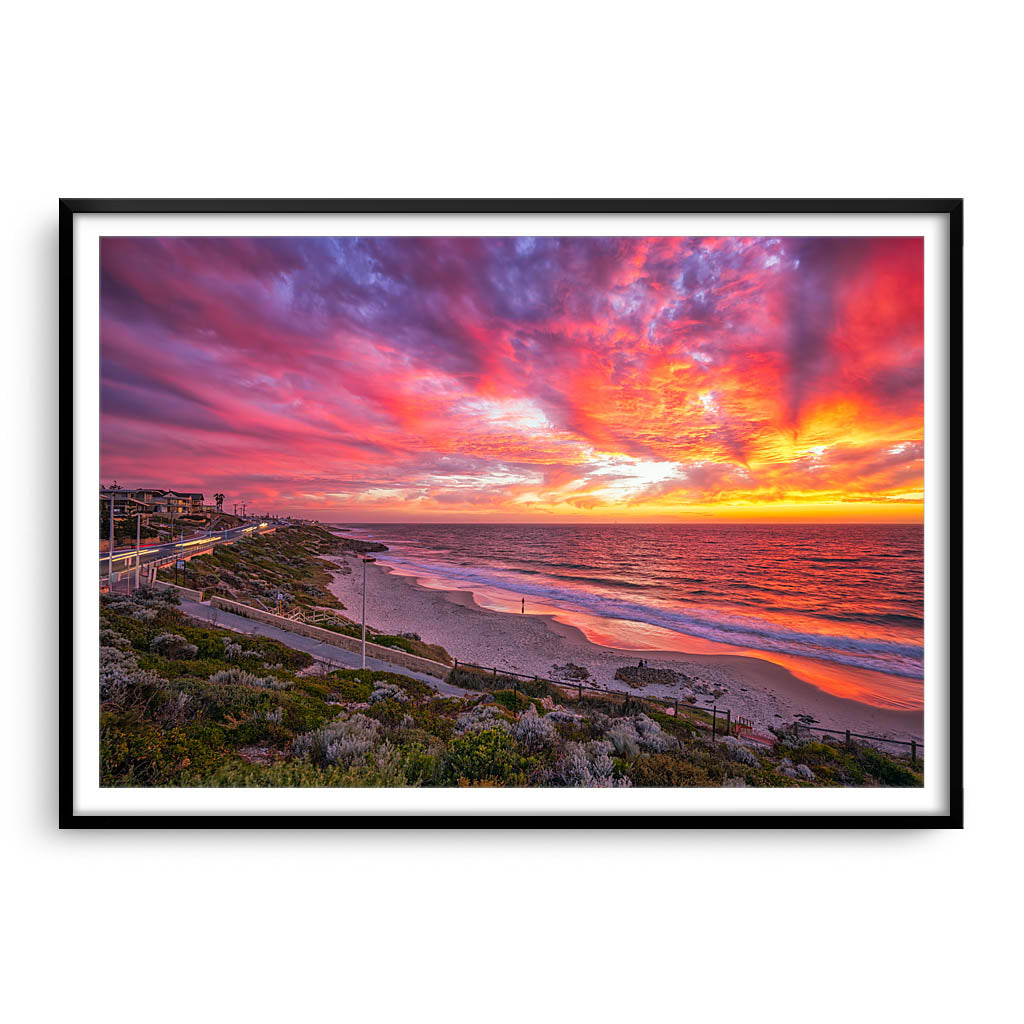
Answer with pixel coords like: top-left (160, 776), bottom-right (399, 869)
top-left (214, 493), bottom-right (225, 512)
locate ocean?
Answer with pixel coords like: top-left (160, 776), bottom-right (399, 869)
top-left (338, 523), bottom-right (924, 705)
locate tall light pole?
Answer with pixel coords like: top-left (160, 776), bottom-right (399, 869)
top-left (107, 490), bottom-right (114, 581)
top-left (361, 555), bottom-right (376, 669)
top-left (134, 510), bottom-right (142, 590)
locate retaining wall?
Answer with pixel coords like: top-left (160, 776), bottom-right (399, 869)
top-left (153, 580), bottom-right (206, 602)
top-left (208, 596), bottom-right (451, 679)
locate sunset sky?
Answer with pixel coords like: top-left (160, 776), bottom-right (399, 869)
top-left (100, 235), bottom-right (923, 522)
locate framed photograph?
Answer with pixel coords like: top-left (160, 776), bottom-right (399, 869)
top-left (62, 198), bottom-right (962, 827)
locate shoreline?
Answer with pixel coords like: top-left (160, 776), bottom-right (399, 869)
top-left (325, 553), bottom-right (924, 743)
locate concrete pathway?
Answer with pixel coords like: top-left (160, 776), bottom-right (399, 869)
top-left (179, 599), bottom-right (474, 698)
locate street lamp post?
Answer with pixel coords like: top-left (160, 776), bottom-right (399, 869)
top-left (107, 491), bottom-right (114, 581)
top-left (135, 511), bottom-right (141, 590)
top-left (361, 555), bottom-right (376, 669)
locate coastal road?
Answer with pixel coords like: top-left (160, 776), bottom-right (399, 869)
top-left (99, 523), bottom-right (264, 576)
top-left (178, 598), bottom-right (473, 698)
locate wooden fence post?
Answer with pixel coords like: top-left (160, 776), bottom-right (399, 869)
top-left (845, 729), bottom-right (851, 748)
top-left (454, 658), bottom-right (458, 670)
top-left (674, 698), bottom-right (678, 717)
top-left (578, 681), bottom-right (582, 701)
top-left (725, 709), bottom-right (731, 737)
top-left (712, 706), bottom-right (717, 740)
top-left (911, 740), bottom-right (917, 765)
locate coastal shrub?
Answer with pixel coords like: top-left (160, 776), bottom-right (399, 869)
top-left (179, 761), bottom-right (347, 787)
top-left (551, 743), bottom-right (593, 786)
top-left (366, 698), bottom-right (409, 729)
top-left (370, 683), bottom-right (409, 704)
top-left (606, 715), bottom-right (679, 758)
top-left (132, 586), bottom-right (180, 607)
top-left (491, 689), bottom-right (542, 714)
top-left (550, 740), bottom-right (628, 788)
top-left (720, 736), bottom-right (758, 766)
top-left (100, 645), bottom-right (162, 711)
top-left (329, 675), bottom-right (374, 704)
top-left (254, 706), bottom-right (285, 726)
top-left (155, 691), bottom-right (196, 727)
top-left (100, 645), bottom-right (139, 695)
top-left (150, 633), bottom-right (199, 659)
top-left (630, 753), bottom-right (712, 787)
top-left (100, 718), bottom-right (223, 786)
top-left (371, 634), bottom-right (453, 665)
top-left (546, 708), bottom-right (581, 724)
top-left (606, 722), bottom-right (640, 757)
top-left (222, 639), bottom-right (243, 662)
top-left (407, 700), bottom-right (458, 742)
top-left (209, 668), bottom-right (291, 690)
top-left (100, 627), bottom-right (131, 649)
top-left (858, 747), bottom-right (922, 787)
top-left (334, 668), bottom-right (433, 700)
top-left (518, 677), bottom-right (554, 699)
top-left (768, 738), bottom-right (922, 788)
top-left (368, 742), bottom-right (407, 786)
top-left (186, 745), bottom-right (437, 790)
top-left (454, 703), bottom-right (511, 735)
top-left (634, 714), bottom-right (679, 752)
top-left (512, 707), bottom-right (559, 753)
top-left (669, 739), bottom-right (731, 785)
top-left (293, 714), bottom-right (381, 767)
top-left (443, 728), bottom-right (534, 786)
top-left (400, 743), bottom-right (444, 787)
top-left (104, 586), bottom-right (180, 618)
top-left (646, 709), bottom-right (699, 740)
top-left (445, 666), bottom-right (523, 694)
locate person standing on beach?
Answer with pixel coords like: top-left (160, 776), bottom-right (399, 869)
top-left (522, 597), bottom-right (525, 614)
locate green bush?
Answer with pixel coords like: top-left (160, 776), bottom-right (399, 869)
top-left (858, 747), bottom-right (923, 787)
top-left (370, 634), bottom-right (453, 665)
top-left (407, 700), bottom-right (458, 742)
top-left (329, 674), bottom-right (373, 703)
top-left (445, 666), bottom-right (521, 693)
top-left (366, 698), bottom-right (409, 728)
top-left (630, 753), bottom-right (712, 787)
top-left (442, 728), bottom-right (535, 786)
top-left (100, 717), bottom-right (226, 786)
top-left (491, 689), bottom-right (545, 714)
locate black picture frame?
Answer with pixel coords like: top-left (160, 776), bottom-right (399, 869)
top-left (60, 197), bottom-right (963, 829)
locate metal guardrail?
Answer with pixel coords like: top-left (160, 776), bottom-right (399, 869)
top-left (100, 525), bottom-right (271, 584)
top-left (100, 540), bottom-right (218, 586)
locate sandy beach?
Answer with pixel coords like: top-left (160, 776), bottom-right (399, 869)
top-left (326, 553), bottom-right (924, 743)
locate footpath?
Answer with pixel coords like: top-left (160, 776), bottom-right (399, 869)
top-left (178, 598), bottom-right (473, 698)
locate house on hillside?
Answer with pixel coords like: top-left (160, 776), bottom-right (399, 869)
top-left (168, 491), bottom-right (205, 513)
top-left (99, 488), bottom-right (144, 517)
top-left (99, 487), bottom-right (205, 518)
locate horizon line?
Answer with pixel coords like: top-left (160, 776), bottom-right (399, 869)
top-left (311, 519), bottom-right (923, 527)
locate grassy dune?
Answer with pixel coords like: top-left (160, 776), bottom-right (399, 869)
top-left (157, 522), bottom-right (375, 611)
top-left (99, 588), bottom-right (922, 789)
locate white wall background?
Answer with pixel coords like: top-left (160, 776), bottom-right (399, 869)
top-left (3, 2), bottom-right (1017, 1021)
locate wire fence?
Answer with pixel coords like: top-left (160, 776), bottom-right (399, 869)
top-left (451, 658), bottom-right (923, 764)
